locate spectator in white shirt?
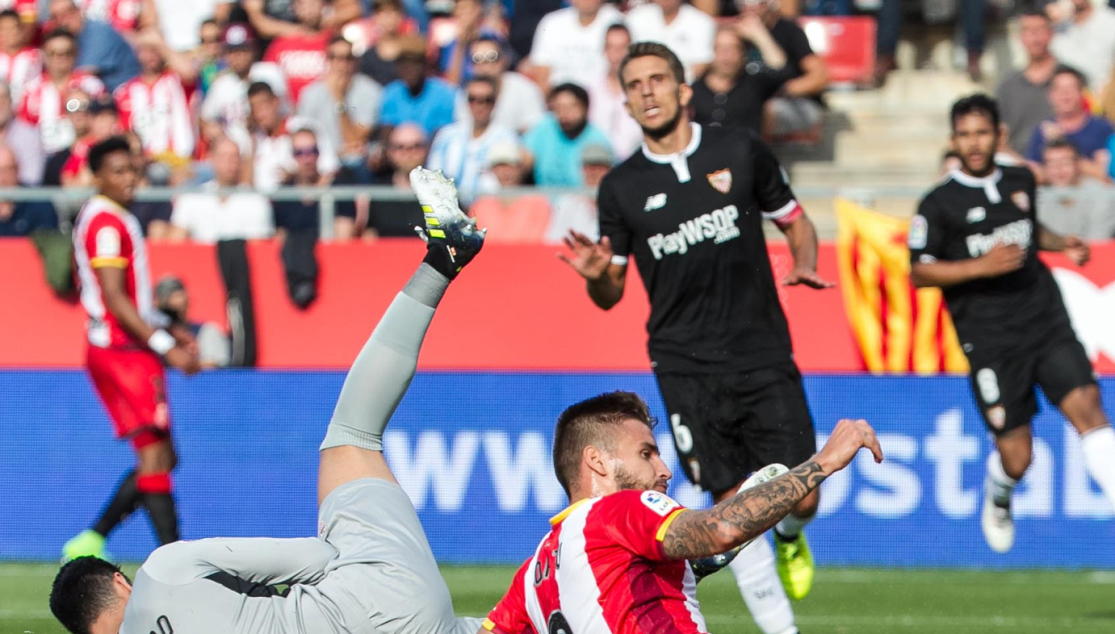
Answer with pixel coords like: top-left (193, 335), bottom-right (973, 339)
top-left (1048, 0), bottom-right (1115, 95)
top-left (625, 0), bottom-right (714, 82)
top-left (454, 36), bottom-right (545, 135)
top-left (529, 0), bottom-right (623, 92)
top-left (200, 23), bottom-right (287, 153)
top-left (247, 80), bottom-right (339, 191)
top-left (169, 136), bottom-right (273, 243)
top-left (428, 75), bottom-right (520, 204)
top-left (587, 23), bottom-right (643, 161)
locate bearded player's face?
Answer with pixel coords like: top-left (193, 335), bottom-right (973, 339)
top-left (622, 55), bottom-right (691, 140)
top-left (607, 418), bottom-right (671, 494)
top-left (951, 112), bottom-right (998, 177)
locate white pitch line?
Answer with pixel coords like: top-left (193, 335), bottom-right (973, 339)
top-left (817, 569), bottom-right (1115, 585)
top-left (705, 614), bottom-right (1095, 628)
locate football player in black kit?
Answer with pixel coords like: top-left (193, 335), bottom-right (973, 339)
top-left (909, 94), bottom-right (1115, 553)
top-left (560, 42), bottom-right (829, 634)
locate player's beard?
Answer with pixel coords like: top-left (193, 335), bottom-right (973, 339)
top-left (614, 463), bottom-right (657, 492)
top-left (640, 101), bottom-right (684, 141)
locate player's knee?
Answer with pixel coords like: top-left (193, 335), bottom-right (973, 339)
top-left (1000, 450), bottom-right (1031, 481)
top-left (1063, 385), bottom-right (1108, 433)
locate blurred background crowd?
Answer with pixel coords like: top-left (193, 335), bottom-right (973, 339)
top-left (2, 0), bottom-right (1115, 244)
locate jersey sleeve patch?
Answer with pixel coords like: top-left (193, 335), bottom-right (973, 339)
top-left (908, 215), bottom-right (928, 250)
top-left (640, 490), bottom-right (681, 517)
top-left (95, 225), bottom-right (122, 258)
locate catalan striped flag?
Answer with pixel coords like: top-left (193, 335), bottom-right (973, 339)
top-left (835, 199), bottom-right (969, 374)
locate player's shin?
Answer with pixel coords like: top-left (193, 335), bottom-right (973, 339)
top-left (137, 472), bottom-right (179, 545)
top-left (320, 264), bottom-right (449, 453)
top-left (1081, 426), bottom-right (1115, 508)
top-left (92, 469), bottom-right (142, 537)
top-left (774, 512), bottom-right (813, 540)
top-left (729, 538), bottom-right (798, 634)
top-left (985, 451), bottom-right (1018, 506)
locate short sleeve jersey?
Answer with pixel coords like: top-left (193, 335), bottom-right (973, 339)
top-left (485, 490), bottom-right (705, 634)
top-left (598, 123), bottom-right (803, 373)
top-left (908, 166), bottom-right (1071, 352)
top-left (73, 195), bottom-right (158, 348)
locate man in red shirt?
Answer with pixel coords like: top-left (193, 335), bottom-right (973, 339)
top-left (62, 136), bottom-right (201, 561)
top-left (484, 393), bottom-right (882, 634)
top-left (262, 0), bottom-right (331, 105)
top-left (18, 28), bottom-right (104, 153)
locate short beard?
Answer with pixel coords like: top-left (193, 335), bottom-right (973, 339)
top-left (640, 105), bottom-right (683, 141)
top-left (560, 119), bottom-right (588, 140)
top-left (613, 463), bottom-right (654, 492)
top-left (961, 152), bottom-right (996, 177)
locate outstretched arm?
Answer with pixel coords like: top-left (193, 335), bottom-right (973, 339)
top-left (662, 419), bottom-right (882, 560)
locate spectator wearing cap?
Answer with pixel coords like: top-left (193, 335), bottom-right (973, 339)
top-left (626, 0), bottom-right (715, 82)
top-left (528, 0), bottom-right (623, 93)
top-left (365, 123), bottom-right (426, 237)
top-left (261, 0), bottom-right (334, 105)
top-left (170, 136), bottom-right (274, 243)
top-left (48, 0), bottom-right (139, 91)
top-left (427, 76), bottom-right (519, 204)
top-left (1026, 65), bottom-right (1113, 183)
top-left (201, 23), bottom-right (288, 152)
top-left (0, 10), bottom-right (41, 104)
top-left (1048, 0), bottom-right (1115, 96)
top-left (523, 82), bottom-right (611, 187)
top-left (997, 11), bottom-right (1057, 159)
top-left (469, 140), bottom-right (552, 243)
top-left (155, 275), bottom-right (231, 368)
top-left (1041, 138), bottom-right (1115, 240)
top-left (248, 81), bottom-right (339, 191)
top-left (545, 142), bottom-right (609, 244)
top-left (114, 32), bottom-right (195, 161)
top-left (357, 0), bottom-right (420, 86)
top-left (298, 35), bottom-right (382, 179)
top-left (0, 80), bottom-right (43, 184)
top-left (453, 36), bottom-right (544, 135)
top-left (377, 35), bottom-right (456, 137)
top-left (18, 29), bottom-right (105, 154)
top-left (0, 144), bottom-right (58, 236)
top-left (60, 93), bottom-right (119, 188)
top-left (274, 127), bottom-right (360, 239)
top-left (587, 24), bottom-right (643, 160)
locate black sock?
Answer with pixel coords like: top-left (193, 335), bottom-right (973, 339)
top-left (92, 470), bottom-right (141, 537)
top-left (141, 492), bottom-right (180, 545)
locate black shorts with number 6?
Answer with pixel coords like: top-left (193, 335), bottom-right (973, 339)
top-left (654, 363), bottom-right (817, 497)
top-left (967, 326), bottom-right (1095, 436)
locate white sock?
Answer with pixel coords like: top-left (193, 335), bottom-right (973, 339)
top-left (729, 536), bottom-right (797, 634)
top-left (1081, 426), bottom-right (1115, 509)
top-left (985, 451), bottom-right (1017, 507)
top-left (775, 513), bottom-right (813, 539)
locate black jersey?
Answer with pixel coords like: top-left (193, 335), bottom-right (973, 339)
top-left (597, 123), bottom-right (802, 373)
top-left (908, 166), bottom-right (1072, 352)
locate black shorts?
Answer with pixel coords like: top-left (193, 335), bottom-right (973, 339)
top-left (654, 364), bottom-right (817, 496)
top-left (967, 327), bottom-right (1096, 436)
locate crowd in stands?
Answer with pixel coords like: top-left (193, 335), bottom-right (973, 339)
top-left (1, 0), bottom-right (1115, 243)
top-left (0, 0), bottom-right (835, 243)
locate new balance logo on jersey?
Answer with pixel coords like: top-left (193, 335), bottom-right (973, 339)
top-left (965, 219), bottom-right (1032, 257)
top-left (647, 205), bottom-right (741, 260)
top-left (645, 193), bottom-right (667, 212)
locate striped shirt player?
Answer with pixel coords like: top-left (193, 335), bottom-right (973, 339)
top-left (115, 70), bottom-right (195, 158)
top-left (19, 70), bottom-right (105, 152)
top-left (485, 490), bottom-right (705, 634)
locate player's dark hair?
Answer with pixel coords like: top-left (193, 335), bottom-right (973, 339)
top-left (43, 28), bottom-right (77, 46)
top-left (247, 80), bottom-right (276, 99)
top-left (328, 34), bottom-right (351, 49)
top-left (1043, 137), bottom-right (1079, 157)
top-left (548, 82), bottom-right (590, 109)
top-left (1052, 64), bottom-right (1087, 90)
top-left (553, 391), bottom-right (656, 497)
top-left (949, 93), bottom-right (1000, 132)
top-left (0, 9), bottom-right (20, 22)
top-left (618, 42), bottom-right (686, 87)
top-left (87, 136), bottom-right (132, 174)
top-left (50, 557), bottom-right (130, 634)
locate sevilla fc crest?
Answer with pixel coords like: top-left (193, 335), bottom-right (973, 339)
top-left (1011, 191), bottom-right (1030, 213)
top-left (707, 168), bottom-right (732, 194)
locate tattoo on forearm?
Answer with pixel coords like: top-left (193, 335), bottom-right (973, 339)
top-left (662, 461), bottom-right (827, 561)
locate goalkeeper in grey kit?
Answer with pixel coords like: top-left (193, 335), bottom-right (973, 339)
top-left (49, 168), bottom-right (487, 634)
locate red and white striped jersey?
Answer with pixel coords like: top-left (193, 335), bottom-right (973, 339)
top-left (115, 72), bottom-right (195, 158)
top-left (73, 195), bottom-right (161, 349)
top-left (485, 490), bottom-right (707, 634)
top-left (79, 0), bottom-right (143, 33)
top-left (18, 72), bottom-right (105, 152)
top-left (0, 47), bottom-right (41, 100)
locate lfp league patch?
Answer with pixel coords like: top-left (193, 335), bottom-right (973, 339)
top-left (908, 214), bottom-right (928, 249)
top-left (640, 491), bottom-right (681, 517)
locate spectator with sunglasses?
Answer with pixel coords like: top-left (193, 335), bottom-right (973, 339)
top-left (453, 35), bottom-right (544, 135)
top-left (18, 29), bottom-right (105, 154)
top-left (427, 75), bottom-right (519, 204)
top-left (298, 35), bottom-right (382, 181)
top-left (363, 123), bottom-right (426, 238)
top-left (247, 80), bottom-right (339, 191)
top-left (273, 127), bottom-right (359, 239)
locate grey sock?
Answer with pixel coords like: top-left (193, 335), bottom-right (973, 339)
top-left (320, 265), bottom-right (447, 452)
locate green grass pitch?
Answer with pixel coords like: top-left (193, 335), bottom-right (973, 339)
top-left (3, 563), bottom-right (1114, 633)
